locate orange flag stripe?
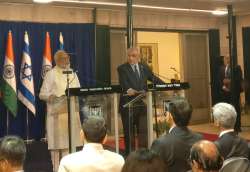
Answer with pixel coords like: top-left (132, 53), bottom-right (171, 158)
top-left (6, 31), bottom-right (14, 62)
top-left (43, 32), bottom-right (52, 62)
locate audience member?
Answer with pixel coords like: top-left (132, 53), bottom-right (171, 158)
top-left (212, 103), bottom-right (249, 159)
top-left (58, 115), bottom-right (124, 172)
top-left (189, 140), bottom-right (223, 172)
top-left (0, 135), bottom-right (26, 172)
top-left (121, 148), bottom-right (167, 172)
top-left (151, 97), bottom-right (203, 172)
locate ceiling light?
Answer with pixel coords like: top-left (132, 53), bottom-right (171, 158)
top-left (35, 0), bottom-right (228, 16)
top-left (212, 10), bottom-right (228, 15)
top-left (33, 0), bottom-right (53, 3)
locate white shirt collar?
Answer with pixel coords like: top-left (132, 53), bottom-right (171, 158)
top-left (219, 129), bottom-right (234, 137)
top-left (169, 125), bottom-right (176, 133)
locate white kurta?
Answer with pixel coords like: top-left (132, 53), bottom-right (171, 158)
top-left (58, 143), bottom-right (125, 172)
top-left (39, 66), bottom-right (82, 150)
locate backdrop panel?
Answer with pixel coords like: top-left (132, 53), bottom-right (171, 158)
top-left (0, 21), bottom-right (95, 140)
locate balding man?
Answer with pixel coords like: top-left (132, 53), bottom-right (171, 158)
top-left (212, 103), bottom-right (248, 160)
top-left (39, 50), bottom-right (81, 172)
top-left (189, 140), bottom-right (223, 172)
top-left (117, 47), bottom-right (164, 156)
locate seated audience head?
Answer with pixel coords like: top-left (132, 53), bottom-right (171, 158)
top-left (54, 50), bottom-right (70, 69)
top-left (190, 140), bottom-right (223, 172)
top-left (81, 115), bottom-right (107, 144)
top-left (212, 103), bottom-right (236, 130)
top-left (166, 97), bottom-right (193, 127)
top-left (0, 135), bottom-right (26, 172)
top-left (122, 148), bottom-right (167, 172)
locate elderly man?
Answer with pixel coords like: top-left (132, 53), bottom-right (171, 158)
top-left (151, 97), bottom-right (203, 172)
top-left (189, 140), bottom-right (223, 172)
top-left (212, 103), bottom-right (249, 159)
top-left (39, 50), bottom-right (81, 172)
top-left (58, 115), bottom-right (124, 172)
top-left (0, 135), bottom-right (26, 172)
top-left (117, 47), bottom-right (164, 156)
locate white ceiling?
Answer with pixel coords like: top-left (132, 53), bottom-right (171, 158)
top-left (3, 0), bottom-right (250, 15)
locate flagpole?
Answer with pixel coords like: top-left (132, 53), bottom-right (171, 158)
top-left (26, 108), bottom-right (29, 141)
top-left (6, 110), bottom-right (9, 135)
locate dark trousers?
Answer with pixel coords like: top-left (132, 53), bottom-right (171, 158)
top-left (120, 102), bottom-right (148, 156)
top-left (222, 91), bottom-right (241, 131)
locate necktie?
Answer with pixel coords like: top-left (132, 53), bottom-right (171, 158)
top-left (134, 64), bottom-right (140, 79)
top-left (225, 65), bottom-right (230, 78)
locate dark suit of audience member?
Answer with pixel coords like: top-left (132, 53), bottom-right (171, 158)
top-left (151, 98), bottom-right (203, 172)
top-left (212, 103), bottom-right (249, 160)
top-left (117, 48), bottom-right (164, 156)
top-left (218, 56), bottom-right (243, 132)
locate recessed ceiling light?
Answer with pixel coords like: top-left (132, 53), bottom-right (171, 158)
top-left (212, 10), bottom-right (228, 15)
top-left (33, 0), bottom-right (53, 3)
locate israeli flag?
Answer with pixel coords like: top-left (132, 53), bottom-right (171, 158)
top-left (18, 31), bottom-right (36, 115)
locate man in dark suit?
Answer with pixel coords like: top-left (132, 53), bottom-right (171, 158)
top-left (117, 47), bottom-right (164, 156)
top-left (219, 55), bottom-right (243, 132)
top-left (212, 103), bottom-right (249, 159)
top-left (151, 97), bottom-right (203, 172)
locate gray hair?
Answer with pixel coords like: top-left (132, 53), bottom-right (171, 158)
top-left (212, 103), bottom-right (236, 129)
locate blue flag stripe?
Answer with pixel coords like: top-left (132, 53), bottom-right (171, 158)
top-left (19, 82), bottom-right (35, 105)
top-left (24, 43), bottom-right (30, 54)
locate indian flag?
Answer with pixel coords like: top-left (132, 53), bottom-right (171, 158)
top-left (42, 32), bottom-right (52, 78)
top-left (1, 31), bottom-right (17, 116)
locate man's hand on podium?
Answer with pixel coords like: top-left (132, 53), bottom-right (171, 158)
top-left (127, 88), bottom-right (139, 96)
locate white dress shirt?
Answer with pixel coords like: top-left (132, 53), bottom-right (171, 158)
top-left (58, 143), bottom-right (125, 172)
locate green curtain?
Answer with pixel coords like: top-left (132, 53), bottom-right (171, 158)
top-left (242, 27), bottom-right (250, 105)
top-left (208, 29), bottom-right (221, 105)
top-left (95, 25), bottom-right (111, 86)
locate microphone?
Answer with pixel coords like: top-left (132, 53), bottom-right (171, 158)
top-left (62, 70), bottom-right (73, 74)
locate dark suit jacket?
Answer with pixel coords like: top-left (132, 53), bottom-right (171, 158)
top-left (151, 127), bottom-right (203, 172)
top-left (117, 62), bottom-right (164, 109)
top-left (215, 131), bottom-right (249, 159)
top-left (219, 65), bottom-right (243, 102)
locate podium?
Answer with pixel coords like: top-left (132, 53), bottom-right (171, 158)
top-left (67, 82), bottom-right (189, 153)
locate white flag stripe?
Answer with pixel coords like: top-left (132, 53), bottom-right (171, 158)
top-left (43, 57), bottom-right (52, 65)
top-left (3, 57), bottom-right (16, 92)
top-left (18, 92), bottom-right (35, 114)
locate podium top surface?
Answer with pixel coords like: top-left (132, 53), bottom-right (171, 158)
top-left (66, 82), bottom-right (190, 96)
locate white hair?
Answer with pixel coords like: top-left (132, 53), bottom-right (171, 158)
top-left (212, 103), bottom-right (237, 129)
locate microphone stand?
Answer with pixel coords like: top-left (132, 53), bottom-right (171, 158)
top-left (152, 76), bottom-right (159, 138)
top-left (64, 70), bottom-right (72, 153)
top-left (123, 93), bottom-right (145, 153)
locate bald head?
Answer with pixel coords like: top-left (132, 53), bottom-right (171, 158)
top-left (190, 140), bottom-right (223, 171)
